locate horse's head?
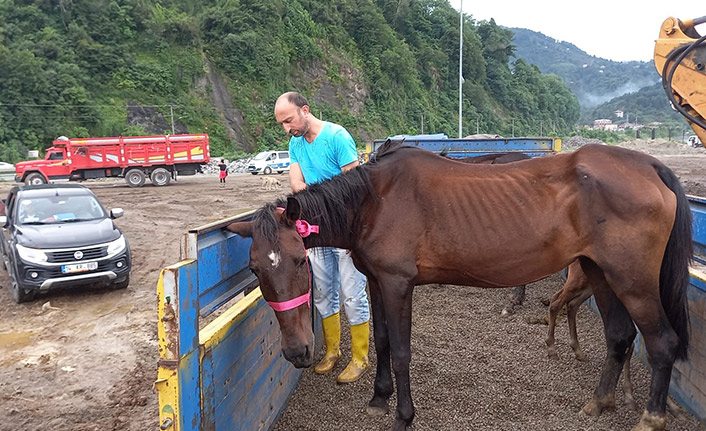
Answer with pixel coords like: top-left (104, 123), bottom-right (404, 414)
top-left (227, 198), bottom-right (315, 368)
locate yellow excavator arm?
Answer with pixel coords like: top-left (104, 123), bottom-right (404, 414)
top-left (654, 16), bottom-right (706, 145)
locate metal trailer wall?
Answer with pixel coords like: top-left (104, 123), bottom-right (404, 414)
top-left (587, 195), bottom-right (706, 421)
top-left (366, 135), bottom-right (562, 159)
top-left (155, 211), bottom-right (321, 431)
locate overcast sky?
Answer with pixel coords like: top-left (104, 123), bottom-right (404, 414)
top-left (447, 1), bottom-right (705, 62)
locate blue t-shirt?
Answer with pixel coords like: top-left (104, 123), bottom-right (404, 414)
top-left (288, 122), bottom-right (358, 185)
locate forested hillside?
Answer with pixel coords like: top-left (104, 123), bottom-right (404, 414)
top-left (0, 0), bottom-right (580, 162)
top-left (509, 27), bottom-right (659, 109)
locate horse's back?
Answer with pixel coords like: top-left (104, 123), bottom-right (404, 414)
top-left (360, 144), bottom-right (678, 286)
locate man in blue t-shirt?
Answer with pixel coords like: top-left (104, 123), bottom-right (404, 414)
top-left (274, 91), bottom-right (370, 384)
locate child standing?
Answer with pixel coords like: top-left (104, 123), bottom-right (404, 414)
top-left (218, 159), bottom-right (228, 185)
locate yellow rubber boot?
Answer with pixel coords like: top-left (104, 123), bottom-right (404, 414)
top-left (337, 321), bottom-right (370, 384)
top-left (314, 313), bottom-right (341, 374)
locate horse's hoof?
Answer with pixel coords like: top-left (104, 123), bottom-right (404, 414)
top-left (631, 410), bottom-right (666, 431)
top-left (366, 404), bottom-right (389, 417)
top-left (580, 396), bottom-right (615, 417)
top-left (574, 350), bottom-right (588, 362)
top-left (546, 347), bottom-right (558, 360)
top-left (667, 397), bottom-right (683, 418)
top-left (624, 397), bottom-right (637, 412)
top-left (392, 419), bottom-right (413, 431)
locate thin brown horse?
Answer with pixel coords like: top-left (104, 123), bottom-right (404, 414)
top-left (226, 141), bottom-right (691, 431)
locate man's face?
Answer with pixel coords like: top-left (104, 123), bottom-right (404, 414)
top-left (275, 101), bottom-right (310, 138)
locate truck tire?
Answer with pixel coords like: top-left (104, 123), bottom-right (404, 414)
top-left (125, 169), bottom-right (146, 188)
top-left (24, 172), bottom-right (47, 186)
top-left (150, 168), bottom-right (171, 186)
top-left (263, 167), bottom-right (272, 175)
top-left (111, 275), bottom-right (130, 290)
top-left (11, 271), bottom-right (35, 303)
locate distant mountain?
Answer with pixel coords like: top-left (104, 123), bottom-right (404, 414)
top-left (509, 28), bottom-right (660, 109)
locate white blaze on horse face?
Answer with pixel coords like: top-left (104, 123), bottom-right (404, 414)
top-left (268, 250), bottom-right (281, 268)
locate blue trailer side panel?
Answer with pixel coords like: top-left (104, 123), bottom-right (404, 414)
top-left (371, 136), bottom-right (560, 159)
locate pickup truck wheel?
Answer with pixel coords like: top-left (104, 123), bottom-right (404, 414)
top-left (11, 272), bottom-right (35, 303)
top-left (24, 172), bottom-right (47, 186)
top-left (263, 167), bottom-right (272, 175)
top-left (125, 169), bottom-right (146, 188)
top-left (150, 168), bottom-right (171, 186)
top-left (111, 275), bottom-right (130, 290)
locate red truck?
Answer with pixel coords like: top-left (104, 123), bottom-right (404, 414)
top-left (14, 134), bottom-right (210, 187)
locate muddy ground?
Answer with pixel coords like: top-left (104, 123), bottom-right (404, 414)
top-left (0, 139), bottom-right (705, 431)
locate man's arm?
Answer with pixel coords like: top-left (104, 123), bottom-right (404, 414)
top-left (289, 162), bottom-right (307, 193)
top-left (340, 160), bottom-right (359, 173)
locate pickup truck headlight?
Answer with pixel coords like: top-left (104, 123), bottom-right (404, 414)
top-left (106, 235), bottom-right (126, 256)
top-left (16, 244), bottom-right (48, 264)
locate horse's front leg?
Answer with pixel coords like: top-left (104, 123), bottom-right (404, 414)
top-left (366, 277), bottom-right (393, 417)
top-left (379, 277), bottom-right (415, 431)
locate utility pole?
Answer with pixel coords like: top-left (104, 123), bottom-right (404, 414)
top-left (476, 116), bottom-right (479, 134)
top-left (512, 119), bottom-right (515, 137)
top-left (421, 113), bottom-right (424, 134)
top-left (458, 0), bottom-right (463, 138)
top-left (170, 105), bottom-right (175, 134)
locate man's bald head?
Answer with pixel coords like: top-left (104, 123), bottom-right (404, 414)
top-left (275, 91), bottom-right (312, 138)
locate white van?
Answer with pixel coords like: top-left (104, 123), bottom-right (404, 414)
top-left (247, 150), bottom-right (291, 175)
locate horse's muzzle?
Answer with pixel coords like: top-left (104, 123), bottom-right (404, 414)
top-left (282, 344), bottom-right (313, 368)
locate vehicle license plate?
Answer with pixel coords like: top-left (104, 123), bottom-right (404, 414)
top-left (62, 261), bottom-right (98, 274)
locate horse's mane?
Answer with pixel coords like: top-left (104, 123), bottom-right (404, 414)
top-left (253, 161), bottom-right (377, 247)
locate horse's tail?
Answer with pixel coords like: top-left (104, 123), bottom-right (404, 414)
top-left (656, 163), bottom-right (693, 361)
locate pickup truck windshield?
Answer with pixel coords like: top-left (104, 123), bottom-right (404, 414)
top-left (18, 195), bottom-right (106, 224)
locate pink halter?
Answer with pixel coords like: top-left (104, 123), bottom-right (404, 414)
top-left (266, 207), bottom-right (319, 312)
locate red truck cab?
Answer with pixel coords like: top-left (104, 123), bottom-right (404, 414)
top-left (15, 146), bottom-right (70, 185)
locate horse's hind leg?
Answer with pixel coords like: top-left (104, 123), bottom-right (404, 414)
top-left (566, 287), bottom-right (593, 362)
top-left (580, 260), bottom-right (636, 417)
top-left (546, 261), bottom-right (586, 360)
top-left (501, 285), bottom-right (526, 316)
top-left (366, 277), bottom-right (394, 417)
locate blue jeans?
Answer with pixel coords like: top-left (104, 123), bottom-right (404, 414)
top-left (308, 247), bottom-right (370, 326)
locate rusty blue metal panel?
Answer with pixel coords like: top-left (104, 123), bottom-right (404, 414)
top-left (200, 297), bottom-right (303, 431)
top-left (175, 262), bottom-right (202, 431)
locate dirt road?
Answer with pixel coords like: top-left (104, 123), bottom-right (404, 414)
top-left (0, 139), bottom-right (705, 431)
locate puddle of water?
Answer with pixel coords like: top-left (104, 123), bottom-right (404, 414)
top-left (0, 331), bottom-right (36, 350)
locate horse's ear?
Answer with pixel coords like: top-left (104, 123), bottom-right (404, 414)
top-left (226, 221), bottom-right (253, 238)
top-left (284, 197), bottom-right (302, 225)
